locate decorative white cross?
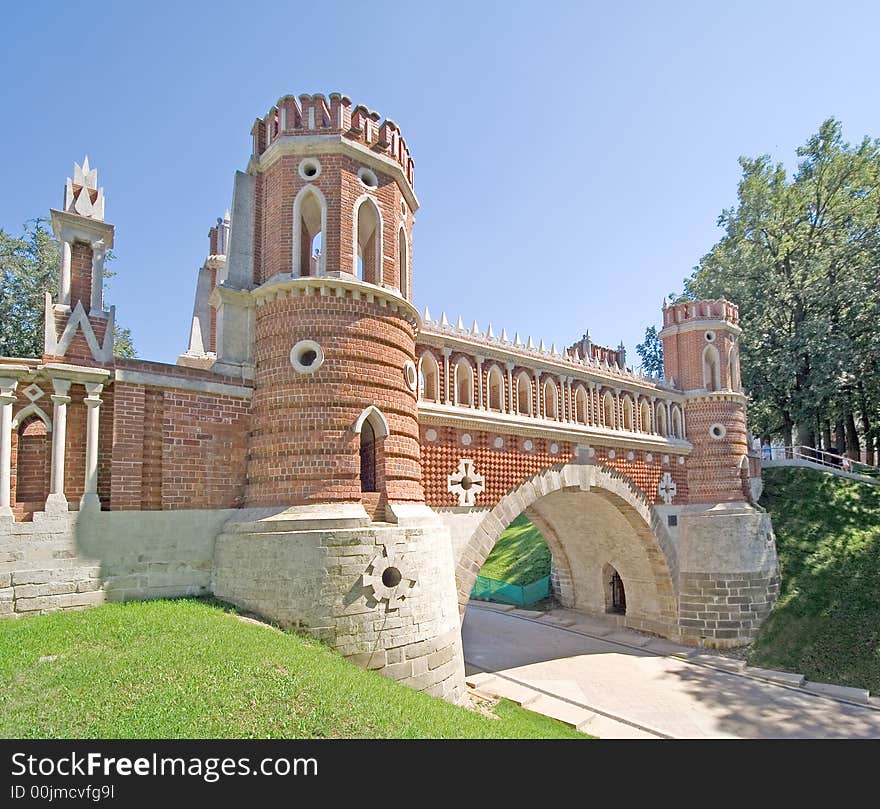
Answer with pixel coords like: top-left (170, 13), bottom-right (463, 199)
top-left (447, 458), bottom-right (485, 507)
top-left (658, 472), bottom-right (677, 505)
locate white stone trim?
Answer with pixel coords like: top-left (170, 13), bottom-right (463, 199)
top-left (354, 405), bottom-right (390, 438)
top-left (114, 369), bottom-right (253, 399)
top-left (290, 339), bottom-right (324, 374)
top-left (11, 403), bottom-right (52, 433)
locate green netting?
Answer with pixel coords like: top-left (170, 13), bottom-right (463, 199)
top-left (470, 574), bottom-right (551, 607)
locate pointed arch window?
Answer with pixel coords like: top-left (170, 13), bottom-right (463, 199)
top-left (354, 406), bottom-right (390, 494)
top-left (622, 395), bottom-right (635, 431)
top-left (418, 352), bottom-right (440, 403)
top-left (703, 344), bottom-right (721, 391)
top-left (487, 365), bottom-right (505, 412)
top-left (671, 406), bottom-right (684, 439)
top-left (602, 391), bottom-right (616, 429)
top-left (292, 185), bottom-right (326, 277)
top-left (656, 403), bottom-right (668, 437)
top-left (575, 386), bottom-right (588, 424)
top-left (454, 358), bottom-right (474, 408)
top-left (354, 196), bottom-right (382, 285)
top-left (543, 379), bottom-right (558, 420)
top-left (516, 372), bottom-right (533, 416)
top-left (398, 227), bottom-right (408, 298)
top-left (639, 399), bottom-right (652, 433)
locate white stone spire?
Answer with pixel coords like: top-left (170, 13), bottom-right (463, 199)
top-left (64, 156), bottom-right (105, 221)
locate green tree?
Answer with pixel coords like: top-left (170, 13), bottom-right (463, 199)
top-left (683, 119), bottom-right (880, 460)
top-left (0, 219), bottom-right (137, 360)
top-left (636, 325), bottom-right (664, 377)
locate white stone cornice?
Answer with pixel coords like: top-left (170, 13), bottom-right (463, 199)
top-left (114, 369), bottom-right (253, 399)
top-left (418, 401), bottom-right (692, 455)
top-left (659, 318), bottom-right (742, 339)
top-left (251, 134), bottom-right (419, 212)
top-left (247, 276), bottom-right (421, 328)
top-left (49, 209), bottom-right (115, 249)
top-left (683, 389), bottom-right (748, 405)
top-left (43, 364), bottom-right (112, 385)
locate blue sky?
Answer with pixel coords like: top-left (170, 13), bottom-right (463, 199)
top-left (3, 1), bottom-right (879, 366)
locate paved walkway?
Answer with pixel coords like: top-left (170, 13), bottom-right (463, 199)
top-left (462, 603), bottom-right (880, 739)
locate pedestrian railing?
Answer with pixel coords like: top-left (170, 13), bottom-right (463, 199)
top-left (764, 445), bottom-right (880, 485)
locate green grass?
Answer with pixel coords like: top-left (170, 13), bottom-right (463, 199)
top-left (751, 467), bottom-right (880, 692)
top-left (478, 515), bottom-right (551, 586)
top-left (0, 598), bottom-right (587, 739)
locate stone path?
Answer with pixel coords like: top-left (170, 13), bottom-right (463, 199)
top-left (462, 603), bottom-right (880, 739)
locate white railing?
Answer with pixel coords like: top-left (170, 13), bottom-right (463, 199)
top-left (765, 444), bottom-right (880, 485)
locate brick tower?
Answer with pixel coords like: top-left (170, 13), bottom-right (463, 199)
top-left (660, 299), bottom-right (778, 646)
top-left (210, 93), bottom-right (466, 702)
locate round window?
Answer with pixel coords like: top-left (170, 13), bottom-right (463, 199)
top-left (404, 360), bottom-right (418, 391)
top-left (358, 167), bottom-right (379, 188)
top-left (709, 423), bottom-right (727, 440)
top-left (290, 339), bottom-right (324, 374)
top-left (705, 331), bottom-right (716, 343)
top-left (298, 159), bottom-right (322, 181)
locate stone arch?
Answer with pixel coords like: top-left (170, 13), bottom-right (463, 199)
top-left (622, 394), bottom-right (635, 431)
top-left (292, 184), bottom-right (327, 277)
top-left (456, 462), bottom-right (678, 637)
top-left (602, 390), bottom-right (615, 429)
top-left (11, 403), bottom-right (52, 433)
top-left (671, 405), bottom-right (684, 439)
top-left (728, 344), bottom-right (740, 391)
top-left (14, 413), bottom-right (51, 507)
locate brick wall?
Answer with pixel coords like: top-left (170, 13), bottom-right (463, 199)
top-left (420, 426), bottom-right (687, 508)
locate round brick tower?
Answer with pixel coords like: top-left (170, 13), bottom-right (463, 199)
top-left (660, 299), bottom-right (779, 647)
top-left (241, 93), bottom-right (422, 515)
top-left (659, 299), bottom-right (750, 503)
top-left (212, 93), bottom-right (467, 704)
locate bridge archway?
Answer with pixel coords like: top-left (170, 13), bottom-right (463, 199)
top-left (456, 463), bottom-right (679, 637)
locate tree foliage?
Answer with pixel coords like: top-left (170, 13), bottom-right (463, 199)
top-left (682, 119), bottom-right (880, 459)
top-left (636, 325), bottom-right (664, 377)
top-left (0, 220), bottom-right (137, 360)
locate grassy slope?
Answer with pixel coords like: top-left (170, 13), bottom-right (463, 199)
top-left (752, 467), bottom-right (880, 692)
top-left (0, 599), bottom-right (585, 739)
top-left (478, 515), bottom-right (551, 586)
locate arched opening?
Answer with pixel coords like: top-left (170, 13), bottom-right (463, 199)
top-left (487, 365), bottom-right (504, 412)
top-left (354, 406), bottom-right (389, 495)
top-left (398, 227), bottom-right (408, 298)
top-left (418, 352), bottom-right (440, 402)
top-left (470, 514), bottom-right (554, 609)
top-left (14, 415), bottom-right (51, 513)
top-left (457, 464), bottom-right (678, 641)
top-left (602, 391), bottom-right (615, 429)
top-left (656, 403), bottom-right (668, 437)
top-left (575, 386), bottom-right (588, 424)
top-left (360, 419), bottom-right (378, 493)
top-left (671, 406), bottom-right (683, 439)
top-left (292, 186), bottom-right (326, 277)
top-left (639, 399), bottom-right (651, 433)
top-left (702, 345), bottom-right (721, 392)
top-left (622, 395), bottom-right (634, 431)
top-left (454, 358), bottom-right (474, 407)
top-left (543, 379), bottom-right (558, 420)
top-left (354, 196), bottom-right (382, 284)
top-left (516, 372), bottom-right (532, 416)
top-left (603, 564), bottom-right (626, 614)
